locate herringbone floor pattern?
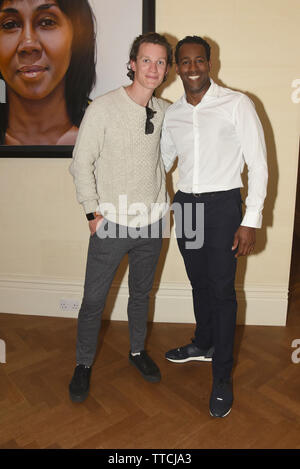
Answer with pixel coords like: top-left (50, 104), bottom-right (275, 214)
top-left (0, 238), bottom-right (299, 449)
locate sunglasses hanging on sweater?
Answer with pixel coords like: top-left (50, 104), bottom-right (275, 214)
top-left (145, 106), bottom-right (156, 135)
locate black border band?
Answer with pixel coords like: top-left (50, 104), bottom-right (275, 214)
top-left (143, 0), bottom-right (156, 33)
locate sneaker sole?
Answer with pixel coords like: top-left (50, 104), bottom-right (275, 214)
top-left (165, 356), bottom-right (212, 363)
top-left (129, 359), bottom-right (161, 383)
top-left (69, 390), bottom-right (89, 403)
top-left (209, 407), bottom-right (232, 418)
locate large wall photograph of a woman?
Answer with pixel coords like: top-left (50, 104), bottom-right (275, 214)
top-left (0, 0), bottom-right (152, 156)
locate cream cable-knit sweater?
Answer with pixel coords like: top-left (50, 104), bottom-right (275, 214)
top-left (70, 87), bottom-right (170, 227)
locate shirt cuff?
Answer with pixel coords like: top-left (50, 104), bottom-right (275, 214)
top-left (241, 210), bottom-right (262, 229)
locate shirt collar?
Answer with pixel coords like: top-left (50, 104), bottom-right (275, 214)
top-left (205, 78), bottom-right (219, 97)
top-left (181, 78), bottom-right (220, 106)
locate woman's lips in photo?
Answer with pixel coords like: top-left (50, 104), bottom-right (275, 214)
top-left (18, 65), bottom-right (48, 79)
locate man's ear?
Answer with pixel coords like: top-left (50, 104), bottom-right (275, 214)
top-left (130, 59), bottom-right (136, 72)
top-left (175, 64), bottom-right (179, 75)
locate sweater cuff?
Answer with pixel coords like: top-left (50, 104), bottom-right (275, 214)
top-left (82, 200), bottom-right (99, 215)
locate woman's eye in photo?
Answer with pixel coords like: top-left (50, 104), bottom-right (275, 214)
top-left (39, 17), bottom-right (57, 28)
top-left (0, 19), bottom-right (21, 30)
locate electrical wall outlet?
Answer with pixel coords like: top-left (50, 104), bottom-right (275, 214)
top-left (59, 298), bottom-right (80, 312)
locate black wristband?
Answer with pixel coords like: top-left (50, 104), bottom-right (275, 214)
top-left (86, 212), bottom-right (96, 221)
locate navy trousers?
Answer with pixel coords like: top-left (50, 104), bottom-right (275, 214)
top-left (173, 189), bottom-right (242, 381)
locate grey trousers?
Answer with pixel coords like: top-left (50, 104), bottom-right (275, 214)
top-left (76, 220), bottom-right (163, 366)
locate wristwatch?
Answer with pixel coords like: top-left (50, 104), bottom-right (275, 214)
top-left (86, 212), bottom-right (99, 221)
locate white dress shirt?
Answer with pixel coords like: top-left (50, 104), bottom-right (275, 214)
top-left (161, 79), bottom-right (268, 228)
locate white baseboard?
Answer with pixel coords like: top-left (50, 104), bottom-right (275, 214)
top-left (0, 274), bottom-right (288, 326)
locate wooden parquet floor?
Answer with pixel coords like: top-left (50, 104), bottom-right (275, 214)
top-left (0, 238), bottom-right (300, 449)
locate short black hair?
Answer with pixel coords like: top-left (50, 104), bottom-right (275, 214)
top-left (127, 32), bottom-right (173, 81)
top-left (175, 36), bottom-right (211, 64)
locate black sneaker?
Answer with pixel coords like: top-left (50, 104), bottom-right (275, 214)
top-left (69, 364), bottom-right (92, 403)
top-left (129, 351), bottom-right (161, 383)
top-left (209, 378), bottom-right (233, 418)
top-left (165, 342), bottom-right (214, 363)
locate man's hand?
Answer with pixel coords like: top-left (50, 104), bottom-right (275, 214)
top-left (232, 226), bottom-right (256, 258)
top-left (89, 215), bottom-right (104, 236)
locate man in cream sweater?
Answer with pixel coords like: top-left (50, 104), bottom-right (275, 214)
top-left (69, 33), bottom-right (172, 403)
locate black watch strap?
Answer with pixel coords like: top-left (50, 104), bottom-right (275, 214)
top-left (86, 212), bottom-right (96, 221)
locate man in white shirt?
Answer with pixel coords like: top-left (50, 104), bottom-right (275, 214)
top-left (161, 36), bottom-right (268, 418)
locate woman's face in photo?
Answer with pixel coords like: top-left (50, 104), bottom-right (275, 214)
top-left (0, 0), bottom-right (73, 100)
